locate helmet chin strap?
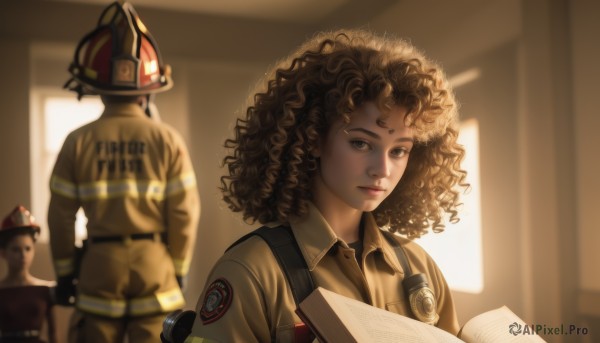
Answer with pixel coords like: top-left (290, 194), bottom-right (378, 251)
top-left (144, 94), bottom-right (161, 121)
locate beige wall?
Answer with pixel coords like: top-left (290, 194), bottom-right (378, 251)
top-left (169, 58), bottom-right (268, 303)
top-left (571, 0), bottom-right (600, 293)
top-left (0, 39), bottom-right (31, 218)
top-left (1, 0), bottom-right (598, 342)
top-left (571, 1), bottom-right (600, 332)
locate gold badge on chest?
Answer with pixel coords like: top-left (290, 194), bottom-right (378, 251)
top-left (404, 273), bottom-right (440, 325)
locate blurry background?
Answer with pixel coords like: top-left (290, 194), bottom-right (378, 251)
top-left (0, 0), bottom-right (598, 342)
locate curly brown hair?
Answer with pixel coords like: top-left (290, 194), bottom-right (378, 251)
top-left (220, 29), bottom-right (468, 238)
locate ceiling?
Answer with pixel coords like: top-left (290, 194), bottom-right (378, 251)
top-left (24, 0), bottom-right (401, 64)
top-left (46, 0), bottom-right (359, 24)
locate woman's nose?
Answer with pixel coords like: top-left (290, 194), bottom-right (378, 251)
top-left (367, 153), bottom-right (391, 179)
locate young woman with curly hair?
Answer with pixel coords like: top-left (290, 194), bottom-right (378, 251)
top-left (187, 28), bottom-right (468, 342)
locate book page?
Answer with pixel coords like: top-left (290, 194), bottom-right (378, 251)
top-left (460, 306), bottom-right (546, 343)
top-left (319, 288), bottom-right (463, 343)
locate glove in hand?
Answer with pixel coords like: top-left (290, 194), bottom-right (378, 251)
top-left (54, 275), bottom-right (77, 306)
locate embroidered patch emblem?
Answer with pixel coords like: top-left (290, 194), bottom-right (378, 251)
top-left (200, 278), bottom-right (233, 324)
top-left (112, 59), bottom-right (136, 85)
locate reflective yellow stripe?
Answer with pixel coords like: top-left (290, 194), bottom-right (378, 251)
top-left (50, 175), bottom-right (78, 199)
top-left (129, 296), bottom-right (164, 316)
top-left (77, 294), bottom-right (127, 318)
top-left (54, 258), bottom-right (75, 277)
top-left (78, 288), bottom-right (184, 318)
top-left (83, 67), bottom-right (98, 80)
top-left (129, 287), bottom-right (185, 316)
top-left (173, 258), bottom-right (190, 276)
top-left (78, 179), bottom-right (166, 200)
top-left (50, 173), bottom-right (195, 201)
top-left (166, 172), bottom-right (196, 196)
top-left (156, 287), bottom-right (186, 312)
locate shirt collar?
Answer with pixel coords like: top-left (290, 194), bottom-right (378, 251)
top-left (289, 202), bottom-right (403, 274)
top-left (101, 102), bottom-right (147, 118)
top-left (362, 214), bottom-right (404, 274)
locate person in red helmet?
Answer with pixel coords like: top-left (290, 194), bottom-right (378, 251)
top-left (0, 205), bottom-right (57, 343)
top-left (48, 2), bottom-right (200, 342)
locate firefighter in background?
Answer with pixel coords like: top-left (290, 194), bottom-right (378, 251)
top-left (0, 205), bottom-right (57, 343)
top-left (48, 2), bottom-right (200, 342)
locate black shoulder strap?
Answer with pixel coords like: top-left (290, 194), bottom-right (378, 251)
top-left (381, 231), bottom-right (441, 326)
top-left (381, 230), bottom-right (413, 277)
top-left (227, 226), bottom-right (316, 307)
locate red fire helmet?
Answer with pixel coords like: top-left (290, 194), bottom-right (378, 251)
top-left (1, 205), bottom-right (41, 235)
top-left (64, 1), bottom-right (173, 98)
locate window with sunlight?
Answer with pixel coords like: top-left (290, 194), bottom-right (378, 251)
top-left (416, 118), bottom-right (483, 293)
top-left (31, 92), bottom-right (103, 244)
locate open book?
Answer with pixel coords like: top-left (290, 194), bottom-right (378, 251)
top-left (296, 287), bottom-right (547, 343)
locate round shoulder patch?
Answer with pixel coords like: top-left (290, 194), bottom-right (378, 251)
top-left (199, 278), bottom-right (233, 325)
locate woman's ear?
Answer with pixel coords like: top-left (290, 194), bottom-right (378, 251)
top-left (311, 147), bottom-right (321, 158)
top-left (311, 135), bottom-right (325, 158)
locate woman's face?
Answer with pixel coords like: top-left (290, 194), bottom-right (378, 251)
top-left (313, 102), bottom-right (414, 213)
top-left (1, 234), bottom-right (35, 272)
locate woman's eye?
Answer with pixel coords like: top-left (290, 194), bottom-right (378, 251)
top-left (391, 148), bottom-right (409, 158)
top-left (350, 140), bottom-right (370, 151)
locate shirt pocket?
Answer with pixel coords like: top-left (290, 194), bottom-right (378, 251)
top-left (385, 299), bottom-right (411, 317)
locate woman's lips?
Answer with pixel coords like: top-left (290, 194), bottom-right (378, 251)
top-left (358, 186), bottom-right (385, 196)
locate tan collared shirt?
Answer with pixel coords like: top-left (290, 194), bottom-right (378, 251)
top-left (190, 203), bottom-right (459, 342)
